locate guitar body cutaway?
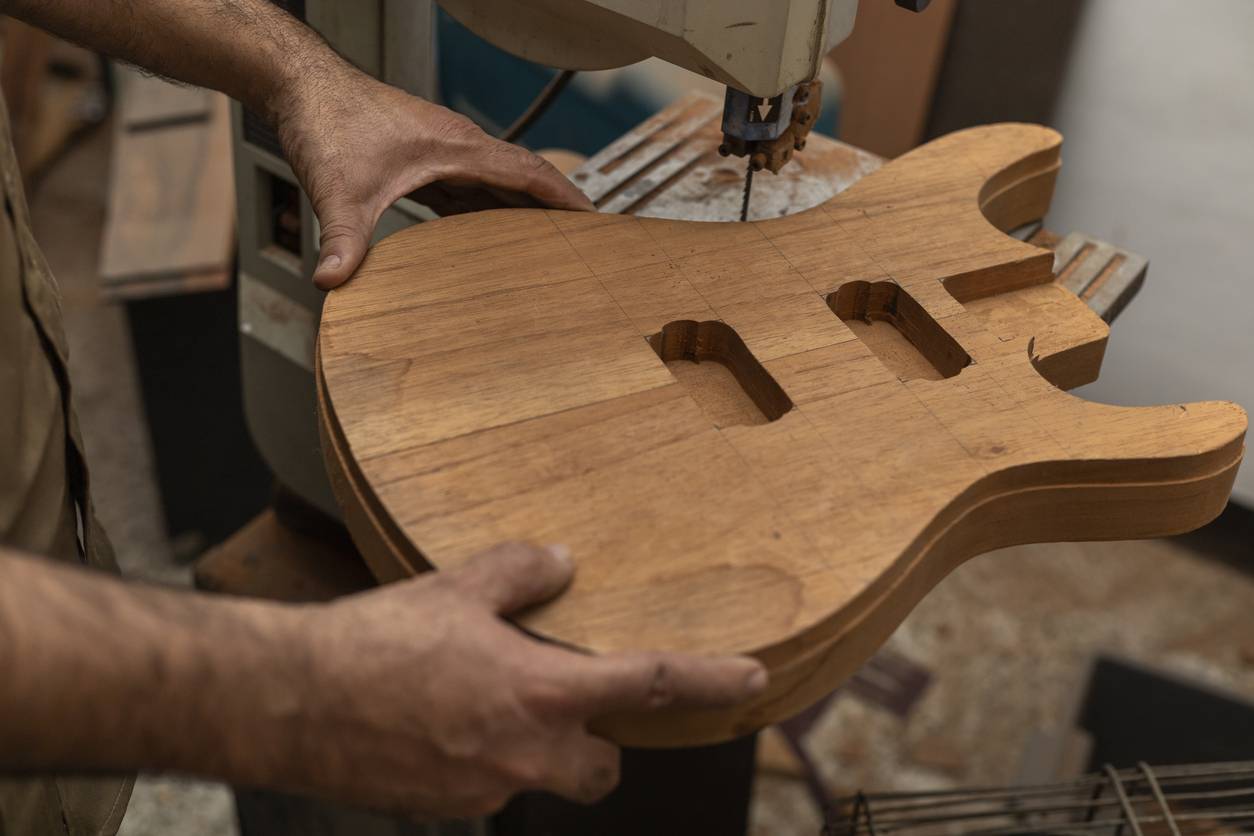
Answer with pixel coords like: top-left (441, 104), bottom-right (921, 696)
top-left (317, 124), bottom-right (1246, 746)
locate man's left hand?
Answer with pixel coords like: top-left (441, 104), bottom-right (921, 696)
top-left (275, 69), bottom-right (596, 291)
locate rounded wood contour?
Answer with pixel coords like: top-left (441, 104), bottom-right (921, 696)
top-left (316, 124), bottom-right (1247, 746)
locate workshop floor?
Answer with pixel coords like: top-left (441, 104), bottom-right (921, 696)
top-left (31, 121), bottom-right (1254, 836)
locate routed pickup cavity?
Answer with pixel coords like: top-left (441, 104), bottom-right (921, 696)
top-left (830, 281), bottom-right (971, 381)
top-left (648, 320), bottom-right (793, 427)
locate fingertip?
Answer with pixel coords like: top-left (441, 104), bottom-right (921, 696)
top-left (313, 254), bottom-right (348, 291)
top-left (520, 151), bottom-right (596, 213)
top-left (492, 539), bottom-right (570, 569)
top-left (462, 541), bottom-right (575, 613)
top-left (658, 653), bottom-right (769, 709)
top-left (500, 540), bottom-right (574, 589)
top-left (537, 543), bottom-right (576, 593)
top-left (713, 656), bottom-right (768, 702)
top-left (545, 543), bottom-right (573, 570)
top-left (543, 734), bottom-right (621, 805)
top-left (743, 661), bottom-right (769, 697)
top-left (557, 183), bottom-right (596, 213)
top-left (551, 186), bottom-right (595, 213)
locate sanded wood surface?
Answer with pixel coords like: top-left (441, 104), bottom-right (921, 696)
top-left (317, 124), bottom-right (1246, 746)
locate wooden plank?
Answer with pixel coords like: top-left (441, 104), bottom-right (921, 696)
top-left (98, 88), bottom-right (235, 292)
top-left (98, 268), bottom-right (231, 303)
top-left (317, 124), bottom-right (1247, 747)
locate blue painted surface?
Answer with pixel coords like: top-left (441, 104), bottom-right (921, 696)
top-left (437, 10), bottom-right (651, 154)
top-left (436, 10), bottom-right (842, 154)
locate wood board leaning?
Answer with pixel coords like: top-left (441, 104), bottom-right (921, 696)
top-left (316, 124), bottom-right (1247, 747)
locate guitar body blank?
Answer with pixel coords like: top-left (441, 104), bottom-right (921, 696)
top-left (316, 124), bottom-right (1246, 747)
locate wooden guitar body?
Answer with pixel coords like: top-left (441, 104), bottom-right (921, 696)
top-left (317, 124), bottom-right (1246, 747)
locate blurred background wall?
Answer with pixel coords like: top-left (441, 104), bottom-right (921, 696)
top-left (829, 0), bottom-right (1254, 504)
top-left (1046, 0), bottom-right (1254, 504)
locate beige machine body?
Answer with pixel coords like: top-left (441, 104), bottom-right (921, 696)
top-left (436, 0), bottom-right (859, 97)
top-left (234, 0), bottom-right (868, 518)
top-left (438, 0), bottom-right (866, 175)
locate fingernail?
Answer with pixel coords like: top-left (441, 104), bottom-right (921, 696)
top-left (318, 254), bottom-right (342, 273)
top-left (545, 543), bottom-right (572, 567)
top-left (745, 665), bottom-right (769, 695)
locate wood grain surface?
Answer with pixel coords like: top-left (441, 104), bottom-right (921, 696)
top-left (317, 124), bottom-right (1246, 746)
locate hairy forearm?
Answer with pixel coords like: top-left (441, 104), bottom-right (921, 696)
top-left (0, 549), bottom-right (309, 784)
top-left (2, 0), bottom-right (351, 124)
top-left (0, 542), bottom-right (769, 816)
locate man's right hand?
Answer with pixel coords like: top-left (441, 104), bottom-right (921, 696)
top-left (281, 543), bottom-right (768, 818)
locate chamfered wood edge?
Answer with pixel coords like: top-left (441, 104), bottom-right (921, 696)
top-left (593, 442), bottom-right (1246, 746)
top-left (317, 341), bottom-right (431, 585)
top-left (314, 122), bottom-right (1248, 746)
top-left (318, 328), bottom-right (1246, 745)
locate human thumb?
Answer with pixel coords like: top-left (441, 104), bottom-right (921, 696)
top-left (450, 542), bottom-right (575, 615)
top-left (312, 201), bottom-right (373, 291)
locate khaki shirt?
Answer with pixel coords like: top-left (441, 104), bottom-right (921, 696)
top-left (0, 92), bottom-right (133, 834)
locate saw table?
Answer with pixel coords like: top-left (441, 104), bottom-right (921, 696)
top-left (567, 91), bottom-right (1146, 324)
